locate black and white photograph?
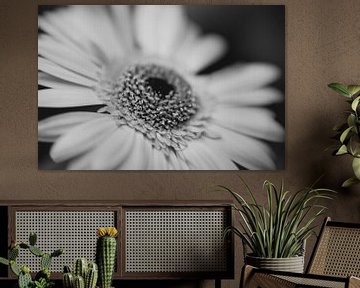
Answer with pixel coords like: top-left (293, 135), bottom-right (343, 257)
top-left (38, 5), bottom-right (285, 170)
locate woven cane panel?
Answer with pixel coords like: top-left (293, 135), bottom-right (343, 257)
top-left (125, 210), bottom-right (227, 273)
top-left (310, 226), bottom-right (360, 277)
top-left (251, 273), bottom-right (296, 288)
top-left (15, 211), bottom-right (115, 272)
top-left (276, 275), bottom-right (345, 288)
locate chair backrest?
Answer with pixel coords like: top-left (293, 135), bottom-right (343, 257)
top-left (307, 217), bottom-right (360, 277)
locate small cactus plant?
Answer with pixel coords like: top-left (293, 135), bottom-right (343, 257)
top-left (19, 266), bottom-right (32, 288)
top-left (0, 232), bottom-right (63, 288)
top-left (62, 259), bottom-right (98, 288)
top-left (62, 266), bottom-right (74, 288)
top-left (73, 275), bottom-right (85, 288)
top-left (85, 262), bottom-right (98, 288)
top-left (96, 227), bottom-right (118, 288)
top-left (74, 258), bottom-right (88, 280)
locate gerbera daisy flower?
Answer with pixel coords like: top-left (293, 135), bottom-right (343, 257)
top-left (38, 5), bottom-right (284, 170)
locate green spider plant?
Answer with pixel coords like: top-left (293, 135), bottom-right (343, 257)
top-left (221, 179), bottom-right (335, 258)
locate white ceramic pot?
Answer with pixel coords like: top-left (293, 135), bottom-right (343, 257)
top-left (245, 254), bottom-right (305, 273)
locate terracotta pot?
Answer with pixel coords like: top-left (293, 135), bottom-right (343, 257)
top-left (245, 254), bottom-right (305, 273)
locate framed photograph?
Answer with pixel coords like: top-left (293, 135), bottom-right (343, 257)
top-left (38, 5), bottom-right (285, 170)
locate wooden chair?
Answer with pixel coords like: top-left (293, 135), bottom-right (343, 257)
top-left (241, 217), bottom-right (360, 288)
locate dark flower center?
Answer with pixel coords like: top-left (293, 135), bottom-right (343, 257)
top-left (145, 77), bottom-right (175, 97)
top-left (108, 64), bottom-right (198, 131)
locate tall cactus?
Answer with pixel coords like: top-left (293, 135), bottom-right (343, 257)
top-left (96, 227), bottom-right (118, 288)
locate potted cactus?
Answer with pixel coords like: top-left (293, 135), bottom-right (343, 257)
top-left (0, 232), bottom-right (64, 288)
top-left (62, 258), bottom-right (98, 288)
top-left (96, 227), bottom-right (118, 288)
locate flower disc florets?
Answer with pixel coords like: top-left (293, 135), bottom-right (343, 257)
top-left (98, 63), bottom-right (206, 153)
top-left (107, 64), bottom-right (197, 129)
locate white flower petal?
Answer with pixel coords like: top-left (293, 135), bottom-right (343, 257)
top-left (167, 152), bottom-right (189, 170)
top-left (110, 5), bottom-right (135, 52)
top-left (181, 34), bottom-right (227, 73)
top-left (183, 139), bottom-right (237, 170)
top-left (217, 88), bottom-right (283, 106)
top-left (182, 143), bottom-right (211, 169)
top-left (38, 112), bottom-right (105, 142)
top-left (39, 6), bottom-right (125, 62)
top-left (39, 35), bottom-right (101, 80)
top-left (38, 88), bottom-right (103, 108)
top-left (134, 6), bottom-right (159, 55)
top-left (134, 5), bottom-right (188, 58)
top-left (201, 141), bottom-right (238, 170)
top-left (67, 155), bottom-right (93, 170)
top-left (117, 131), bottom-right (149, 170)
top-left (88, 126), bottom-right (136, 170)
top-left (39, 8), bottom-right (96, 56)
top-left (41, 30), bottom-right (99, 65)
top-left (50, 117), bottom-right (117, 163)
top-left (207, 63), bottom-right (281, 93)
top-left (173, 24), bottom-right (200, 62)
top-left (198, 144), bottom-right (238, 170)
top-left (38, 72), bottom-right (92, 89)
top-left (135, 133), bottom-right (157, 170)
top-left (78, 6), bottom-right (126, 59)
top-left (38, 57), bottom-right (97, 87)
top-left (88, 128), bottom-right (154, 170)
top-left (206, 124), bottom-right (276, 170)
top-left (150, 147), bottom-right (169, 170)
top-left (156, 6), bottom-right (188, 58)
top-left (140, 134), bottom-right (156, 170)
top-left (212, 107), bottom-right (284, 142)
top-left (68, 127), bottom-right (135, 170)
